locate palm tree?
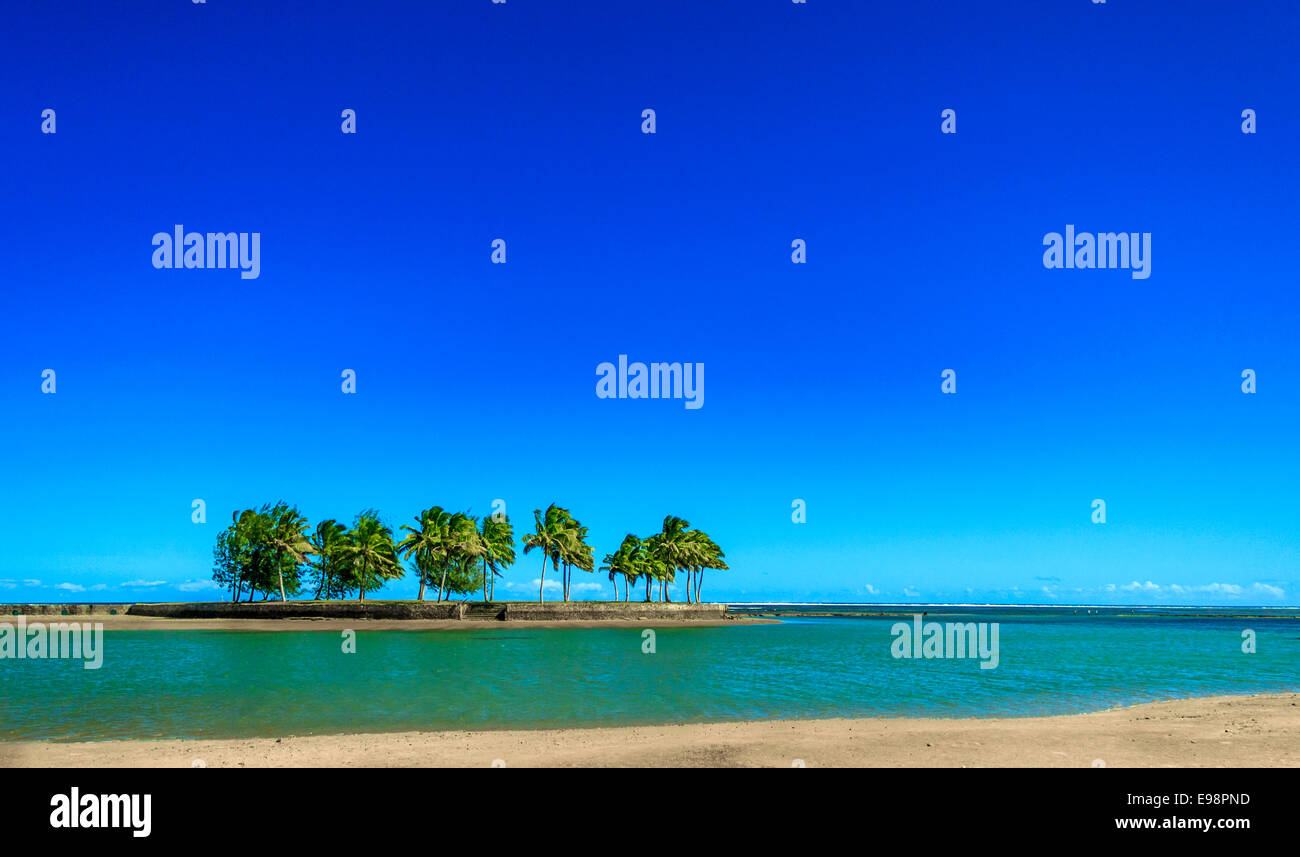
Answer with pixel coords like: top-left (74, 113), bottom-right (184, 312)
top-left (621, 542), bottom-right (649, 602)
top-left (684, 529), bottom-right (728, 602)
top-left (229, 507), bottom-right (273, 601)
top-left (309, 519), bottom-right (348, 599)
top-left (443, 512), bottom-right (485, 601)
top-left (265, 503), bottom-right (314, 602)
top-left (522, 504), bottom-right (565, 603)
top-left (340, 510), bottom-right (403, 600)
top-left (646, 516), bottom-right (692, 602)
top-left (396, 507), bottom-right (452, 601)
top-left (479, 512), bottom-right (516, 601)
top-left (546, 506), bottom-right (575, 601)
top-left (638, 531), bottom-right (667, 602)
top-left (558, 514), bottom-right (593, 601)
top-left (266, 507), bottom-right (312, 600)
top-left (600, 552), bottom-right (620, 600)
top-left (599, 534), bottom-right (643, 601)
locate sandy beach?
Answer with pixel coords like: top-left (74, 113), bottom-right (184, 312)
top-left (4, 693), bottom-right (1296, 768)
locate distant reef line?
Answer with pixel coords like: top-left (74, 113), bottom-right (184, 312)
top-left (0, 601), bottom-right (729, 622)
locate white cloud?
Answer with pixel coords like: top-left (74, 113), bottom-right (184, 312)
top-left (1169, 582), bottom-right (1241, 595)
top-left (121, 580), bottom-right (167, 588)
top-left (55, 582), bottom-right (85, 592)
top-left (1104, 581), bottom-right (1283, 599)
top-left (23, 579), bottom-right (41, 587)
top-left (178, 580), bottom-right (219, 592)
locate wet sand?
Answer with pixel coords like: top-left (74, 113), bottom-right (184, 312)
top-left (4, 693), bottom-right (1296, 768)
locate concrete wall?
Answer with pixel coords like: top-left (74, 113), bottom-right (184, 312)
top-left (126, 601), bottom-right (465, 620)
top-left (504, 602), bottom-right (727, 621)
top-left (0, 603), bottom-right (132, 615)
top-left (1, 601), bottom-right (729, 621)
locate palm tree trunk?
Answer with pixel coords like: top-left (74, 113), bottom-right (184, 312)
top-left (539, 552), bottom-right (547, 603)
top-left (417, 570), bottom-right (425, 601)
top-left (276, 549), bottom-right (287, 602)
top-left (645, 575), bottom-right (651, 602)
top-left (697, 569), bottom-right (705, 602)
top-left (483, 558), bottom-right (489, 602)
top-left (439, 565), bottom-right (449, 601)
top-left (624, 580), bottom-right (630, 602)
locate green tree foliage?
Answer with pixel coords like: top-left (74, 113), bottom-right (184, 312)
top-left (213, 502), bottom-right (724, 604)
top-left (339, 510), bottom-right (403, 600)
top-left (307, 519), bottom-right (351, 599)
top-left (211, 503), bottom-right (311, 602)
top-left (480, 512), bottom-right (516, 601)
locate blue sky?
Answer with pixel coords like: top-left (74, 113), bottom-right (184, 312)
top-left (1, 1), bottom-right (1296, 605)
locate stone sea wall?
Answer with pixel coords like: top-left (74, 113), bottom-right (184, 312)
top-left (0, 603), bottom-right (132, 616)
top-left (1, 601), bottom-right (730, 621)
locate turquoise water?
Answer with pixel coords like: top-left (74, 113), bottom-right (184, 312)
top-left (2, 612), bottom-right (1298, 741)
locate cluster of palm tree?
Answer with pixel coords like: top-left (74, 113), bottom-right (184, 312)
top-left (212, 503), bottom-right (313, 602)
top-left (395, 507), bottom-right (517, 601)
top-left (214, 504), bottom-right (406, 602)
top-left (599, 516), bottom-right (728, 602)
top-left (521, 504), bottom-right (594, 602)
top-left (212, 502), bottom-right (724, 603)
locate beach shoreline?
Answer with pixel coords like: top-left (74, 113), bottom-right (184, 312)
top-left (4, 693), bottom-right (1296, 768)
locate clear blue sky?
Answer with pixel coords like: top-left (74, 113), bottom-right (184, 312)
top-left (1, 1), bottom-right (1296, 605)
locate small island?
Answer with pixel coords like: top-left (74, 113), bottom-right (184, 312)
top-left (1, 501), bottom-right (750, 628)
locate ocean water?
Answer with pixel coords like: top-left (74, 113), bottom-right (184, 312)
top-left (1, 608), bottom-right (1297, 741)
